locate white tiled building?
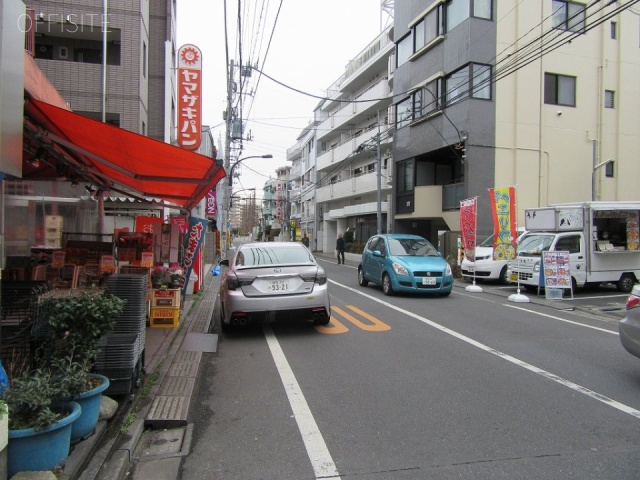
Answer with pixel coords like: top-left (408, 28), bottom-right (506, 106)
top-left (312, 28), bottom-right (395, 253)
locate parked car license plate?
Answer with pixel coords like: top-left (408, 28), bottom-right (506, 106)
top-left (268, 279), bottom-right (289, 291)
top-left (422, 277), bottom-right (437, 285)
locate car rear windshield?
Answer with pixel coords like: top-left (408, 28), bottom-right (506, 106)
top-left (388, 238), bottom-right (439, 256)
top-left (235, 245), bottom-right (316, 267)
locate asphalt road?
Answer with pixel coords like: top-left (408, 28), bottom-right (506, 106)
top-left (181, 259), bottom-right (640, 479)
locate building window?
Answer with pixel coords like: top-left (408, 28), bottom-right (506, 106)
top-left (396, 34), bottom-right (412, 67)
top-left (143, 41), bottom-right (147, 78)
top-left (397, 159), bottom-right (415, 193)
top-left (552, 0), bottom-right (586, 33)
top-left (472, 0), bottom-right (492, 19)
top-left (415, 7), bottom-right (443, 51)
top-left (610, 21), bottom-right (617, 39)
top-left (395, 97), bottom-right (413, 129)
top-left (544, 73), bottom-right (576, 106)
top-left (74, 48), bottom-right (101, 64)
top-left (447, 0), bottom-right (470, 31)
top-left (472, 64), bottom-right (491, 99)
top-left (445, 63), bottom-right (492, 105)
top-left (414, 79), bottom-right (441, 119)
top-left (604, 90), bottom-right (615, 109)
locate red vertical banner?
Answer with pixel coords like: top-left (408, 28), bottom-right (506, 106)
top-left (177, 44), bottom-right (202, 150)
top-left (459, 197), bottom-right (477, 261)
top-left (489, 186), bottom-right (517, 261)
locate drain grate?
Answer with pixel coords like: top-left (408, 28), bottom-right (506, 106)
top-left (182, 332), bottom-right (218, 352)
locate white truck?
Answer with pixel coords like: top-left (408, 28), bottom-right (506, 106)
top-left (508, 202), bottom-right (640, 293)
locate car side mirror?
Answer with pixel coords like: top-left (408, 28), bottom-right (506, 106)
top-left (373, 250), bottom-right (383, 257)
top-left (219, 259), bottom-right (229, 267)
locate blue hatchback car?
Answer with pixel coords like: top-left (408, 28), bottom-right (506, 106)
top-left (358, 234), bottom-right (453, 296)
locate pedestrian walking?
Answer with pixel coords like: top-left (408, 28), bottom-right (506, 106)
top-left (336, 232), bottom-right (346, 264)
top-left (301, 233), bottom-right (310, 248)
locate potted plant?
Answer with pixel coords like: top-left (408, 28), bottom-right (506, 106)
top-left (168, 265), bottom-right (184, 288)
top-left (1, 368), bottom-right (81, 477)
top-left (151, 265), bottom-right (169, 288)
top-left (36, 289), bottom-right (126, 442)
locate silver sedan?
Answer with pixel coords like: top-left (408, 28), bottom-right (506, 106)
top-left (218, 242), bottom-right (331, 329)
top-left (620, 284), bottom-right (640, 359)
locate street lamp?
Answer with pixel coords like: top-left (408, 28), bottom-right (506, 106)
top-left (229, 187), bottom-right (256, 207)
top-left (221, 154), bottom-right (271, 258)
top-left (228, 154), bottom-right (273, 186)
top-left (592, 158), bottom-right (614, 201)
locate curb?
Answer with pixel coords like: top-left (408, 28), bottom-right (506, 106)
top-left (86, 268), bottom-right (217, 480)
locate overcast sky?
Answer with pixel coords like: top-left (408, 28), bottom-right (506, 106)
top-left (176, 0), bottom-right (391, 197)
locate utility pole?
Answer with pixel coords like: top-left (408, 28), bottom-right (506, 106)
top-left (376, 109), bottom-right (382, 235)
top-left (222, 60), bottom-right (234, 258)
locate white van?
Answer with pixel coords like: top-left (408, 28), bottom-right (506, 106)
top-left (461, 231), bottom-right (526, 284)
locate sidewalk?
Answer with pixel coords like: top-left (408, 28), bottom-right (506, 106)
top-left (50, 264), bottom-right (222, 480)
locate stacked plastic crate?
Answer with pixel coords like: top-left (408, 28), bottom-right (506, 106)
top-left (95, 274), bottom-right (147, 396)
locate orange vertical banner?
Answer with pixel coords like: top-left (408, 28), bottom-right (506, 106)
top-left (489, 186), bottom-right (517, 261)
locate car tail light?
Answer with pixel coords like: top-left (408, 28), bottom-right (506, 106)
top-left (301, 270), bottom-right (327, 285)
top-left (226, 272), bottom-right (241, 290)
top-left (626, 294), bottom-right (640, 310)
top-left (226, 272), bottom-right (254, 290)
top-left (316, 271), bottom-right (327, 285)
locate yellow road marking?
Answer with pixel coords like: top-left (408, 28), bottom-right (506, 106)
top-left (343, 305), bottom-right (391, 331)
top-left (314, 316), bottom-right (349, 334)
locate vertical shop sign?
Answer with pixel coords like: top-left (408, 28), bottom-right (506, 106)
top-left (177, 44), bottom-right (202, 150)
top-left (459, 197), bottom-right (477, 261)
top-left (489, 186), bottom-right (517, 261)
top-left (182, 217), bottom-right (208, 297)
top-left (205, 189), bottom-right (217, 216)
top-left (170, 215), bottom-right (188, 234)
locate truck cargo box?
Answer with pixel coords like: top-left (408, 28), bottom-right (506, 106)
top-left (524, 207), bottom-right (583, 232)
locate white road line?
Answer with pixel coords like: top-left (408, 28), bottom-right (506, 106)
top-left (329, 279), bottom-right (640, 420)
top-left (504, 304), bottom-right (618, 334)
top-left (263, 323), bottom-right (342, 480)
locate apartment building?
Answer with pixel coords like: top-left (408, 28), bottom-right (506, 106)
top-left (28, 0), bottom-right (176, 140)
top-left (392, 0), bottom-right (640, 241)
top-left (287, 122), bottom-right (319, 247)
top-left (312, 27), bottom-right (395, 253)
top-left (261, 165), bottom-right (291, 241)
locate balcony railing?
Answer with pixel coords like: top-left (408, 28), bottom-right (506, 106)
top-left (316, 169), bottom-right (390, 203)
top-left (317, 125), bottom-right (392, 173)
top-left (326, 202), bottom-right (389, 219)
top-left (316, 79), bottom-right (390, 142)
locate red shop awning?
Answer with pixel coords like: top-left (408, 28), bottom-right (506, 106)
top-left (25, 98), bottom-right (226, 211)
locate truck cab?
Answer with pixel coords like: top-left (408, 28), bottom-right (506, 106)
top-left (509, 231), bottom-right (586, 291)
